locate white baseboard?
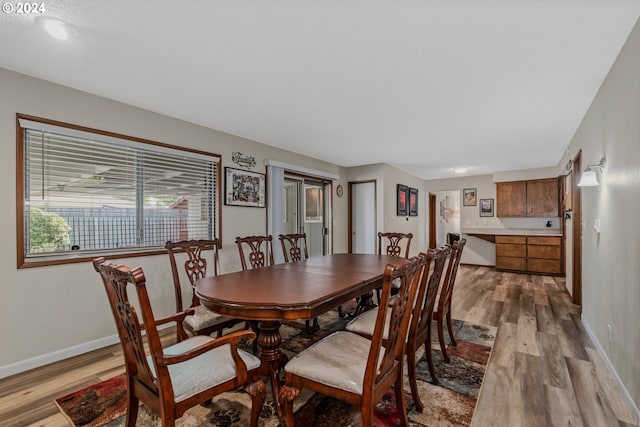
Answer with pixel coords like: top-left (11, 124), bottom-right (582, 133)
top-left (0, 334), bottom-right (120, 379)
top-left (0, 322), bottom-right (176, 379)
top-left (581, 315), bottom-right (640, 420)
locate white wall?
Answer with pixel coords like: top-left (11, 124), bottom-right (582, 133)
top-left (0, 68), bottom-right (348, 373)
top-left (345, 163), bottom-right (426, 257)
top-left (435, 190), bottom-right (460, 246)
top-left (424, 174), bottom-right (498, 265)
top-left (553, 19), bottom-right (640, 408)
top-left (382, 164), bottom-right (426, 254)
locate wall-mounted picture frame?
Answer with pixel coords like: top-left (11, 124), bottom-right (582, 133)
top-left (480, 198), bottom-right (494, 217)
top-left (463, 188), bottom-right (477, 206)
top-left (224, 167), bottom-right (266, 207)
top-left (409, 187), bottom-right (418, 216)
top-left (397, 184), bottom-right (408, 216)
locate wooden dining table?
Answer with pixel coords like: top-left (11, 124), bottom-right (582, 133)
top-left (195, 253), bottom-right (401, 417)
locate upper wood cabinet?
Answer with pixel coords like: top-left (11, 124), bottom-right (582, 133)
top-left (496, 178), bottom-right (559, 217)
top-left (496, 181), bottom-right (527, 217)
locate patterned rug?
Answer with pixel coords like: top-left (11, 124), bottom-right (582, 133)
top-left (55, 309), bottom-right (495, 427)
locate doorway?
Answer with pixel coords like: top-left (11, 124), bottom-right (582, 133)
top-left (348, 180), bottom-right (376, 253)
top-left (283, 176), bottom-right (329, 257)
top-left (429, 190), bottom-right (461, 248)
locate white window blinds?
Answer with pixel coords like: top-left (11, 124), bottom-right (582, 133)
top-left (19, 117), bottom-right (220, 261)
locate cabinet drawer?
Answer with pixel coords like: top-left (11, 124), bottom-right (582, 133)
top-left (496, 256), bottom-right (527, 271)
top-left (496, 243), bottom-right (526, 258)
top-left (528, 245), bottom-right (561, 260)
top-left (527, 259), bottom-right (562, 274)
top-left (527, 236), bottom-right (561, 246)
top-left (495, 235), bottom-right (526, 244)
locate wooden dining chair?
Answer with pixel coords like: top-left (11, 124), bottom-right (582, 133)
top-left (434, 238), bottom-right (466, 362)
top-left (279, 255), bottom-right (424, 427)
top-left (374, 231), bottom-right (413, 303)
top-left (165, 239), bottom-right (240, 341)
top-left (278, 233), bottom-right (319, 332)
top-left (235, 235), bottom-right (275, 270)
top-left (378, 231), bottom-right (413, 258)
top-left (235, 235), bottom-right (275, 353)
top-left (92, 257), bottom-right (266, 427)
top-left (345, 245), bottom-right (450, 412)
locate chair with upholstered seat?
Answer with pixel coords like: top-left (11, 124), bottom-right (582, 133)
top-left (235, 235), bottom-right (275, 270)
top-left (93, 257), bottom-right (266, 427)
top-left (279, 255), bottom-right (424, 427)
top-left (346, 245), bottom-right (450, 412)
top-left (165, 239), bottom-right (240, 341)
top-left (278, 233), bottom-right (319, 333)
top-left (235, 235), bottom-right (275, 353)
top-left (434, 238), bottom-right (466, 362)
top-left (374, 231), bottom-right (413, 304)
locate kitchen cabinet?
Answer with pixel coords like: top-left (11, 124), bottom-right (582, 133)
top-left (495, 235), bottom-right (526, 271)
top-left (496, 178), bottom-right (559, 217)
top-left (495, 235), bottom-right (562, 275)
top-left (527, 236), bottom-right (562, 274)
top-left (496, 181), bottom-right (526, 217)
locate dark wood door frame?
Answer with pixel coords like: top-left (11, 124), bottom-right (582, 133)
top-left (572, 151), bottom-right (582, 307)
top-left (428, 193), bottom-right (436, 249)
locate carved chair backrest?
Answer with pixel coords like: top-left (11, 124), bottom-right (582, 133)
top-left (165, 239), bottom-right (221, 312)
top-left (438, 238), bottom-right (466, 315)
top-left (408, 245), bottom-right (450, 342)
top-left (364, 255), bottom-right (424, 392)
top-left (278, 233), bottom-right (309, 263)
top-left (377, 232), bottom-right (413, 258)
top-left (235, 235), bottom-right (275, 270)
top-left (93, 257), bottom-right (165, 399)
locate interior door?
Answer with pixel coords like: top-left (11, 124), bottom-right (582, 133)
top-left (349, 180), bottom-right (376, 253)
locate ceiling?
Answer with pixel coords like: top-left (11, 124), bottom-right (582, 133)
top-left (1, 1), bottom-right (639, 180)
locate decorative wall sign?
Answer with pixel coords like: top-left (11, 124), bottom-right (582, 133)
top-left (224, 167), bottom-right (266, 207)
top-left (231, 152), bottom-right (256, 169)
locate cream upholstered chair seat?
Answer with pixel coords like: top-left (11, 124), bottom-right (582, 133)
top-left (346, 306), bottom-right (392, 339)
top-left (284, 331), bottom-right (384, 395)
top-left (183, 305), bottom-right (234, 332)
top-left (147, 335), bottom-right (261, 402)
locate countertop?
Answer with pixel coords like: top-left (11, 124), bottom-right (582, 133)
top-left (461, 227), bottom-right (562, 237)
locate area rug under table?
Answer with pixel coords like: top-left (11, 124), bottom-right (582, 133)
top-left (55, 313), bottom-right (495, 427)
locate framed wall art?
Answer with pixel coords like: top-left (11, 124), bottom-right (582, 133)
top-left (224, 167), bottom-right (266, 207)
top-left (480, 198), bottom-right (494, 217)
top-left (397, 184), bottom-right (408, 216)
top-left (409, 187), bottom-right (418, 216)
top-left (463, 188), bottom-right (477, 206)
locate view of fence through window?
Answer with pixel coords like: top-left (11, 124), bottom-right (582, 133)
top-left (19, 116), bottom-right (220, 262)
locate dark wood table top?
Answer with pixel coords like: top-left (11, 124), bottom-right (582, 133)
top-left (195, 253), bottom-right (402, 321)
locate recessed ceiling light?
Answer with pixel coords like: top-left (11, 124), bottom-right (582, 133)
top-left (36, 17), bottom-right (76, 40)
top-left (453, 167), bottom-right (468, 174)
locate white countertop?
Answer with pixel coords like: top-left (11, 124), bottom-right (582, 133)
top-left (461, 227), bottom-right (562, 237)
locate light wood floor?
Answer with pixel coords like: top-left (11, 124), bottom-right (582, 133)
top-left (0, 266), bottom-right (637, 426)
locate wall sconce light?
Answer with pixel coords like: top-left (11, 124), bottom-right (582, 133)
top-left (577, 157), bottom-right (606, 187)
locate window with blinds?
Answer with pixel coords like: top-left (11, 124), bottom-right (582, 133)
top-left (17, 115), bottom-right (220, 267)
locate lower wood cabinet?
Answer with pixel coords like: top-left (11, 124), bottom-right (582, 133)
top-left (496, 235), bottom-right (562, 275)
